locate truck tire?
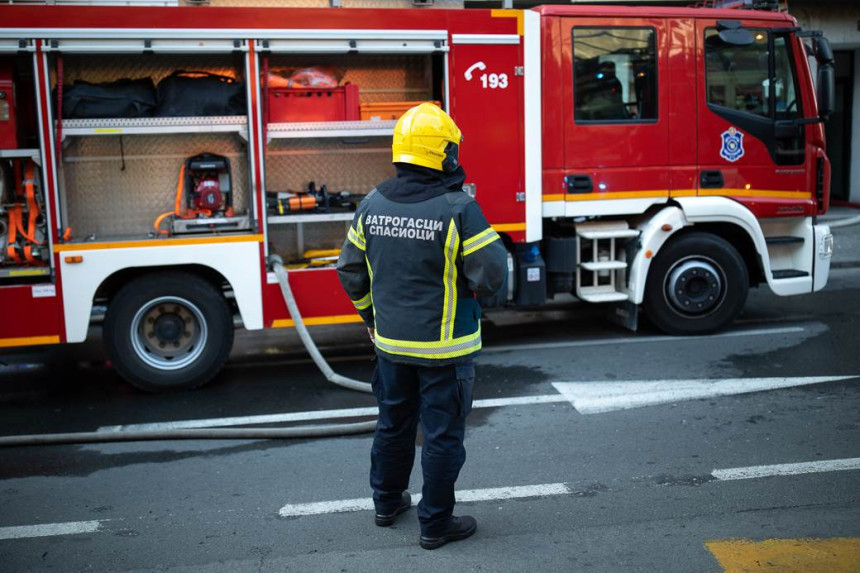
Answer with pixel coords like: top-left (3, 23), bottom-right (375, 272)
top-left (103, 272), bottom-right (234, 392)
top-left (643, 232), bottom-right (749, 335)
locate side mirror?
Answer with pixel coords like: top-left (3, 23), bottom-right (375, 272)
top-left (814, 36), bottom-right (835, 119)
top-left (813, 36), bottom-right (834, 65)
top-left (716, 20), bottom-right (755, 47)
top-left (817, 62), bottom-right (835, 120)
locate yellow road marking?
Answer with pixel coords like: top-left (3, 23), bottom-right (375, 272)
top-left (706, 537), bottom-right (860, 572)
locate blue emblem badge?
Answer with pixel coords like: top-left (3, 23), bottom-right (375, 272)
top-left (720, 127), bottom-right (745, 162)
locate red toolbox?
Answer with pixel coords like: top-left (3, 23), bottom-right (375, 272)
top-left (267, 84), bottom-right (360, 123)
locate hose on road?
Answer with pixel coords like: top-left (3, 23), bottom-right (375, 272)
top-left (0, 421), bottom-right (378, 447)
top-left (0, 260), bottom-right (376, 448)
top-left (272, 259), bottom-right (373, 394)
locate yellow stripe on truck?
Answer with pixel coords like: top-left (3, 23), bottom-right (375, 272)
top-left (54, 234), bottom-right (263, 252)
top-left (541, 189), bottom-right (811, 202)
top-left (272, 315), bottom-right (365, 328)
top-left (0, 335), bottom-right (61, 348)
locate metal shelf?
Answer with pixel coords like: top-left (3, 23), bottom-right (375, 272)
top-left (59, 116), bottom-right (249, 140)
top-left (0, 266), bottom-right (52, 279)
top-left (267, 120), bottom-right (396, 140)
top-left (0, 149), bottom-right (41, 165)
top-left (268, 212), bottom-right (355, 224)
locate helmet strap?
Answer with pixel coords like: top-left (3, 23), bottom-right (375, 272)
top-left (441, 141), bottom-right (460, 173)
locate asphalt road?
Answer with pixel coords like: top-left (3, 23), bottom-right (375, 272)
top-left (1, 266), bottom-right (859, 572)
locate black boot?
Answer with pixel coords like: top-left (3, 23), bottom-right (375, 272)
top-left (419, 516), bottom-right (477, 550)
top-left (374, 491), bottom-right (412, 527)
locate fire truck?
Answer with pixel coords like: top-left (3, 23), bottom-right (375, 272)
top-left (0, 1), bottom-right (836, 391)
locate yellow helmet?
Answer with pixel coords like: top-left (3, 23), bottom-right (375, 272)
top-left (392, 103), bottom-right (463, 173)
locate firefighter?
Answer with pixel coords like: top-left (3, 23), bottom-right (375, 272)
top-left (336, 103), bottom-right (507, 549)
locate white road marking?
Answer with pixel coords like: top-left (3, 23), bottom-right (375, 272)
top-left (712, 458), bottom-right (860, 481)
top-left (99, 372), bottom-right (855, 432)
top-left (552, 375), bottom-right (857, 415)
top-left (483, 325), bottom-right (807, 354)
top-left (0, 520), bottom-right (103, 541)
top-left (97, 394), bottom-right (568, 433)
top-left (278, 482), bottom-right (570, 517)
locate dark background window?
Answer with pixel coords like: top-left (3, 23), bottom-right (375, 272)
top-left (573, 27), bottom-right (658, 123)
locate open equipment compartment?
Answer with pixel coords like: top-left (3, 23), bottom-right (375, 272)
top-left (0, 49), bottom-right (51, 282)
top-left (50, 50), bottom-right (256, 242)
top-left (261, 50), bottom-right (448, 265)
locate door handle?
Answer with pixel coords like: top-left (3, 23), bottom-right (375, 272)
top-left (700, 170), bottom-right (724, 189)
top-left (565, 174), bottom-right (593, 194)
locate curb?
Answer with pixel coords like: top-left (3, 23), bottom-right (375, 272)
top-left (831, 261), bottom-right (860, 269)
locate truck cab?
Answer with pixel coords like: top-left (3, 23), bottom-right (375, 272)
top-left (538, 5), bottom-right (834, 333)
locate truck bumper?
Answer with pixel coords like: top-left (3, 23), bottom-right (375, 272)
top-left (813, 224), bottom-right (833, 292)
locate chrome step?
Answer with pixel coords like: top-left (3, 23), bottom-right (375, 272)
top-left (577, 285), bottom-right (629, 303)
top-left (766, 236), bottom-right (804, 245)
top-left (576, 220), bottom-right (640, 240)
top-left (580, 260), bottom-right (627, 272)
top-left (575, 221), bottom-right (634, 304)
top-left (772, 269), bottom-right (810, 279)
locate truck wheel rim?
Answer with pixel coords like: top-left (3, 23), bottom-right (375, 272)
top-left (130, 296), bottom-right (208, 371)
top-left (664, 256), bottom-right (725, 317)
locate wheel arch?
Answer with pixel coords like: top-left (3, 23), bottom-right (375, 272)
top-left (629, 198), bottom-right (770, 304)
top-left (59, 241), bottom-right (264, 343)
top-left (97, 264), bottom-right (231, 304)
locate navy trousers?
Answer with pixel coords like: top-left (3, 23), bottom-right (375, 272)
top-left (370, 354), bottom-right (475, 535)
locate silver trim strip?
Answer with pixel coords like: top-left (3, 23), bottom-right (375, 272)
top-left (244, 51), bottom-right (259, 238)
top-left (451, 34), bottom-right (520, 45)
top-left (523, 10), bottom-right (542, 243)
top-left (40, 51), bottom-right (65, 242)
top-left (1, 28), bottom-right (448, 41)
top-left (0, 39), bottom-right (34, 53)
top-left (252, 50), bottom-right (268, 257)
top-left (32, 51), bottom-right (55, 263)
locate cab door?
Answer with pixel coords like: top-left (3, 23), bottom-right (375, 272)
top-left (560, 17), bottom-right (670, 213)
top-left (696, 19), bottom-right (813, 217)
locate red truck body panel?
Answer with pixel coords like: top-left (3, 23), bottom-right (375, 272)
top-left (0, 4), bottom-right (830, 346)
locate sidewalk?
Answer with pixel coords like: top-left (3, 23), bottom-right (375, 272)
top-left (821, 206), bottom-right (860, 269)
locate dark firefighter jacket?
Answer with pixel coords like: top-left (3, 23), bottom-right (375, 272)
top-left (336, 164), bottom-right (507, 366)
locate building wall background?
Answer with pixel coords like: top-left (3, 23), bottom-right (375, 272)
top-left (791, 0), bottom-right (860, 203)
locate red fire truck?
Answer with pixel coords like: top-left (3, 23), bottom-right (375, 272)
top-left (0, 2), bottom-right (836, 391)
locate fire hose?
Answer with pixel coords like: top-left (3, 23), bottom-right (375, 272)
top-left (0, 260), bottom-right (375, 447)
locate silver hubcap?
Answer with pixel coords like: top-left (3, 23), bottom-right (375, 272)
top-left (130, 296), bottom-right (207, 370)
top-left (664, 257), bottom-right (725, 317)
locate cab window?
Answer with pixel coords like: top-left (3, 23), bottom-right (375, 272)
top-left (705, 29), bottom-right (802, 120)
top-left (773, 35), bottom-right (801, 119)
top-left (572, 27), bottom-right (658, 123)
top-left (706, 29), bottom-right (770, 117)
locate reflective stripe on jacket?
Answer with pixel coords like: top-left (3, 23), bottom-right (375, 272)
top-left (336, 166), bottom-right (507, 366)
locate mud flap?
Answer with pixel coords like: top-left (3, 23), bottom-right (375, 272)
top-left (607, 300), bottom-right (639, 332)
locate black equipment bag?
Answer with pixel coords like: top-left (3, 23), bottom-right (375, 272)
top-left (156, 71), bottom-right (246, 117)
top-left (61, 78), bottom-right (156, 119)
